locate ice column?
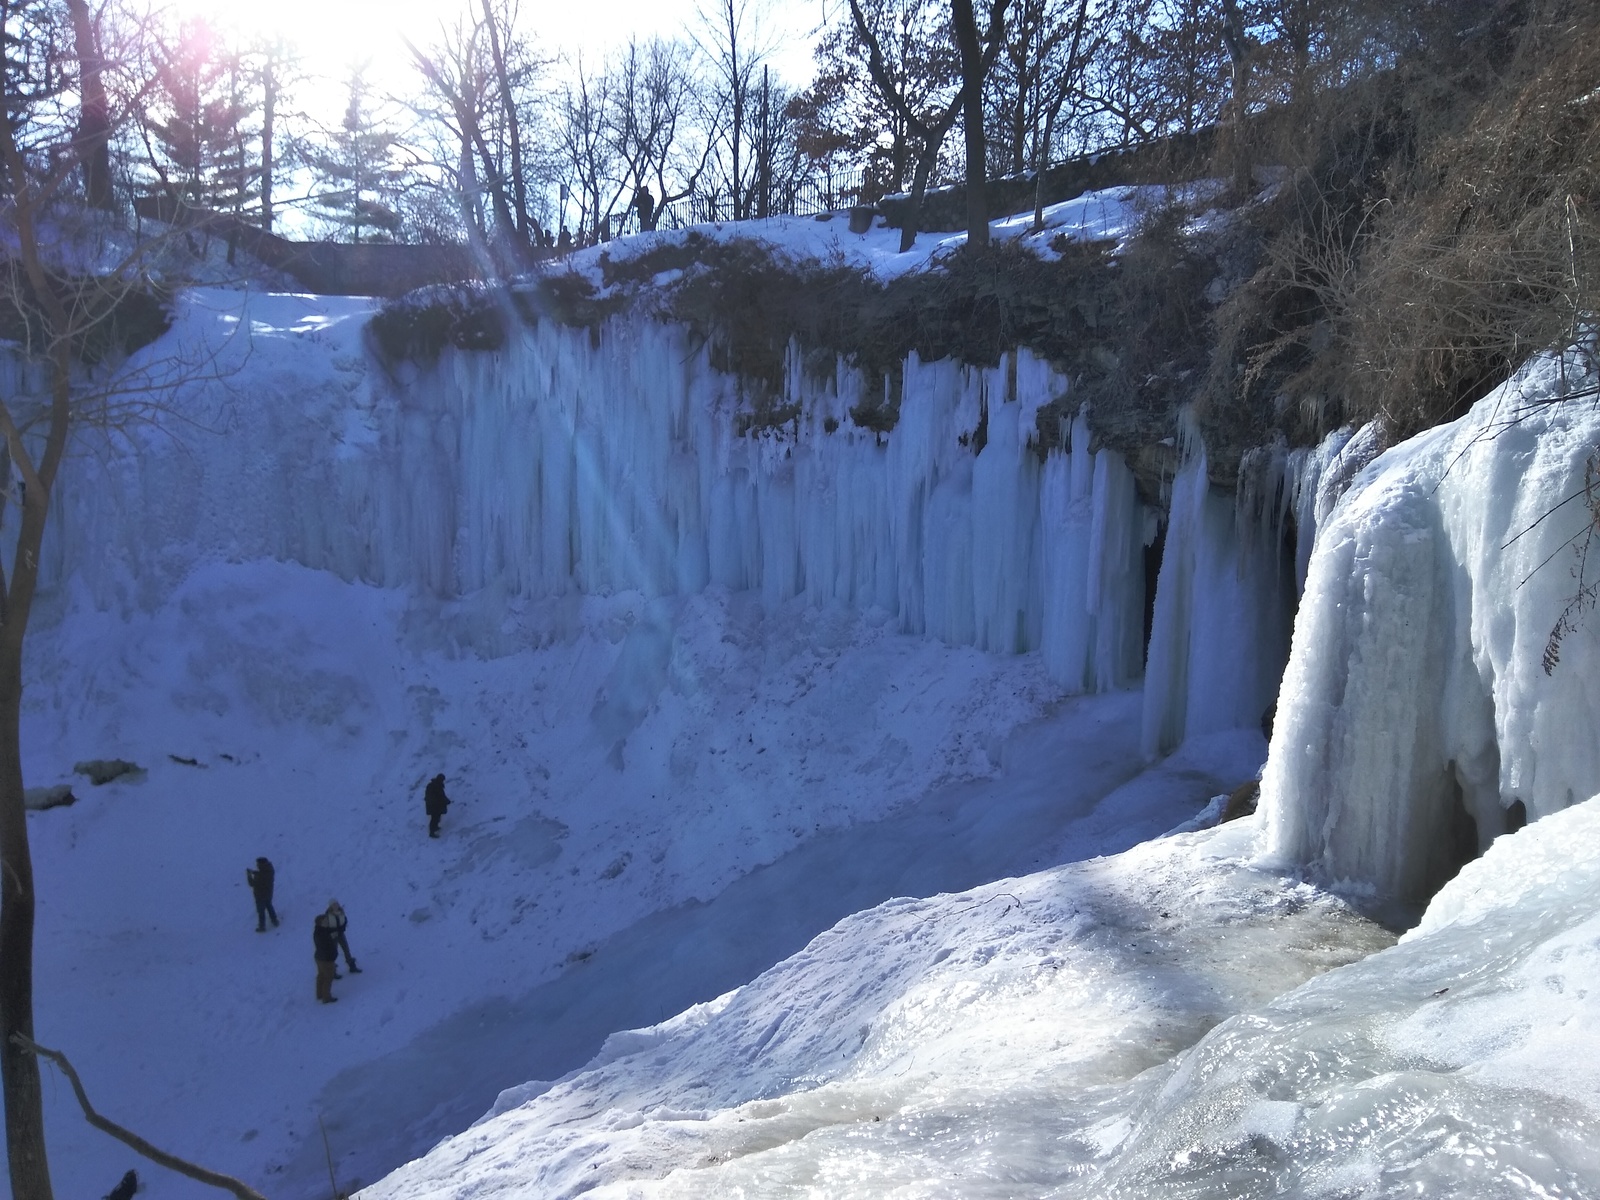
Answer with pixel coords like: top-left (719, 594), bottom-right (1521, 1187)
top-left (39, 303), bottom-right (1156, 699)
top-left (1260, 354), bottom-right (1600, 901)
top-left (1141, 436), bottom-right (1295, 759)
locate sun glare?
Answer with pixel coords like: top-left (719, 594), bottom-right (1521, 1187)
top-left (163, 0), bottom-right (821, 95)
top-left (162, 0), bottom-right (428, 86)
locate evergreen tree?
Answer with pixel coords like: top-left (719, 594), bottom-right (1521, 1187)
top-left (0, 0), bottom-right (70, 195)
top-left (307, 68), bottom-right (408, 243)
top-left (144, 18), bottom-right (259, 215)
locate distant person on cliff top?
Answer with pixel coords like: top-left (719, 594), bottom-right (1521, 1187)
top-left (425, 773), bottom-right (451, 838)
top-left (634, 184), bottom-right (656, 232)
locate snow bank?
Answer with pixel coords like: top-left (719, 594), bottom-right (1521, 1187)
top-left (359, 822), bottom-right (1391, 1200)
top-left (365, 792), bottom-right (1600, 1198)
top-left (1261, 352), bottom-right (1600, 901)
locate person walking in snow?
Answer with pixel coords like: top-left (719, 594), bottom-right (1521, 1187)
top-left (246, 856), bottom-right (278, 932)
top-left (313, 900), bottom-right (360, 1003)
top-left (424, 773), bottom-right (451, 838)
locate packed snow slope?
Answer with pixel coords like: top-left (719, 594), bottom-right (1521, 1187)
top-left (366, 798), bottom-right (1600, 1199)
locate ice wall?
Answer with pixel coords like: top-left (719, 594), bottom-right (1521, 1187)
top-left (40, 295), bottom-right (1154, 696)
top-left (1140, 432), bottom-right (1296, 758)
top-left (1261, 353), bottom-right (1600, 902)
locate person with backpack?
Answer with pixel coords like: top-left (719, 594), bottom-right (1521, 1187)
top-left (246, 856), bottom-right (278, 932)
top-left (424, 773), bottom-right (451, 838)
top-left (313, 899), bottom-right (360, 1003)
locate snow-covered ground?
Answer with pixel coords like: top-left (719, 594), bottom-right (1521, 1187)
top-left (25, 565), bottom-right (1261, 1198)
top-left (16, 201), bottom-right (1600, 1198)
top-left (586, 185), bottom-right (1152, 286)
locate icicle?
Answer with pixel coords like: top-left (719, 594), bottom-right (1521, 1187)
top-left (1142, 422), bottom-right (1296, 760)
top-left (43, 297), bottom-right (1159, 702)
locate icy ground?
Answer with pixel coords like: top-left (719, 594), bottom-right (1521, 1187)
top-left (367, 799), bottom-right (1600, 1199)
top-left (19, 208), bottom-right (1600, 1197)
top-left (23, 562), bottom-right (1262, 1199)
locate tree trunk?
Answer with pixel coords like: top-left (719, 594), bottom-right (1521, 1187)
top-left (0, 95), bottom-right (77, 1197)
top-left (0, 374), bottom-right (61, 1200)
top-left (899, 146), bottom-right (938, 253)
top-left (261, 53), bottom-right (276, 232)
top-left (1, 666), bottom-right (50, 1200)
top-left (951, 0), bottom-right (990, 247)
top-left (479, 0), bottom-right (532, 253)
top-left (65, 0), bottom-right (113, 211)
top-left (1221, 0), bottom-right (1252, 201)
top-left (1032, 102), bottom-right (1057, 231)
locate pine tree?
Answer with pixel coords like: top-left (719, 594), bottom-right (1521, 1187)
top-left (144, 18), bottom-right (259, 215)
top-left (306, 68), bottom-right (407, 243)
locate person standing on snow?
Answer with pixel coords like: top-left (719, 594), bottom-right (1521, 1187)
top-left (246, 856), bottom-right (278, 932)
top-left (424, 773), bottom-right (451, 838)
top-left (313, 900), bottom-right (360, 1003)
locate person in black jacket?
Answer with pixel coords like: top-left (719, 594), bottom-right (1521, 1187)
top-left (246, 856), bottom-right (278, 932)
top-left (313, 900), bottom-right (360, 1002)
top-left (424, 773), bottom-right (451, 838)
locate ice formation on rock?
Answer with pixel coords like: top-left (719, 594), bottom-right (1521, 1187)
top-left (1261, 352), bottom-right (1600, 902)
top-left (41, 297), bottom-right (1159, 696)
top-left (1140, 435), bottom-right (1296, 758)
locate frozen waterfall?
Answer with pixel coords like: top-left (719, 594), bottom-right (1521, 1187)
top-left (42, 297), bottom-right (1164, 697)
top-left (1260, 352), bottom-right (1600, 903)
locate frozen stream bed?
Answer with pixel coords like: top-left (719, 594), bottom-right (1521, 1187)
top-left (368, 796), bottom-right (1600, 1200)
top-left (365, 819), bottom-right (1398, 1199)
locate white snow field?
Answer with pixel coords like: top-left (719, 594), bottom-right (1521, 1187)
top-left (14, 204), bottom-right (1600, 1198)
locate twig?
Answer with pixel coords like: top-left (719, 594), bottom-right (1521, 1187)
top-left (10, 1033), bottom-right (269, 1200)
top-left (319, 1114), bottom-right (344, 1200)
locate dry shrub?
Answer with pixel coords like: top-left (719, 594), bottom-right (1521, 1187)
top-left (1074, 201), bottom-right (1215, 473)
top-left (1208, 0), bottom-right (1600, 448)
top-left (1347, 6), bottom-right (1600, 437)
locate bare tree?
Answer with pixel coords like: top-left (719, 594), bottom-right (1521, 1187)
top-left (695, 0), bottom-right (777, 221)
top-left (0, 8), bottom-right (249, 1193)
top-left (606, 37), bottom-right (710, 226)
top-left (64, 0), bottom-right (111, 209)
top-left (555, 56), bottom-right (614, 241)
top-left (846, 0), bottom-right (963, 250)
top-left (1030, 0), bottom-right (1110, 229)
top-left (477, 0), bottom-right (533, 245)
top-left (1216, 0), bottom-right (1258, 199)
top-left (407, 25), bottom-right (529, 261)
top-left (406, 1), bottom-right (549, 263)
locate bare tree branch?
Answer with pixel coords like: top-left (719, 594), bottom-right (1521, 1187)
top-left (12, 1035), bottom-right (268, 1200)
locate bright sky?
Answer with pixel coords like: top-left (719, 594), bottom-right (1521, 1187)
top-left (169, 0), bottom-right (824, 102)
